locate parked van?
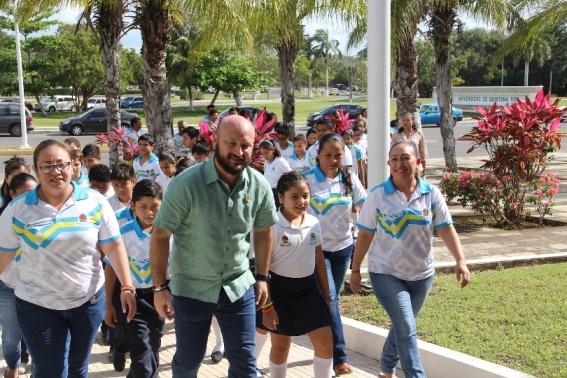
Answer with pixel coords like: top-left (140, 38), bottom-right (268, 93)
top-left (34, 95), bottom-right (78, 112)
top-left (0, 103), bottom-right (34, 136)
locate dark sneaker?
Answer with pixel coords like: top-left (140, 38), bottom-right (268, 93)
top-left (210, 350), bottom-right (223, 364)
top-left (113, 348), bottom-right (126, 372)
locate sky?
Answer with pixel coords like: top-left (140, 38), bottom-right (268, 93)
top-left (51, 7), bottom-right (488, 55)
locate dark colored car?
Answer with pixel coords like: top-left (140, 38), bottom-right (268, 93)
top-left (0, 103), bottom-right (34, 136)
top-left (219, 106), bottom-right (260, 119)
top-left (306, 103), bottom-right (364, 127)
top-left (59, 108), bottom-right (137, 136)
top-left (120, 96), bottom-right (143, 109)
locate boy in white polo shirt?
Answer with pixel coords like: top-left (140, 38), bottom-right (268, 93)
top-left (133, 135), bottom-right (162, 182)
top-left (104, 179), bottom-right (170, 378)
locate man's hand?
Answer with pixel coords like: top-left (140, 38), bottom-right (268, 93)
top-left (262, 308), bottom-right (279, 330)
top-left (104, 305), bottom-right (117, 328)
top-left (154, 290), bottom-right (175, 320)
top-left (255, 281), bottom-right (269, 307)
top-left (120, 291), bottom-right (137, 322)
top-left (349, 271), bottom-right (362, 295)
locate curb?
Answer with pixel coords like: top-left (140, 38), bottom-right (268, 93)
top-left (342, 317), bottom-right (534, 378)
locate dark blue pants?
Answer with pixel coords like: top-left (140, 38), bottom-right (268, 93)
top-left (115, 287), bottom-right (165, 378)
top-left (171, 286), bottom-right (257, 378)
top-left (324, 244), bottom-right (354, 366)
top-left (15, 287), bottom-right (105, 378)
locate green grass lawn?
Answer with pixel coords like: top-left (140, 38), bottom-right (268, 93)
top-left (341, 262), bottom-right (567, 377)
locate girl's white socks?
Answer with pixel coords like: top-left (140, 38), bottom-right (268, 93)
top-left (269, 361), bottom-right (287, 378)
top-left (313, 356), bottom-right (333, 378)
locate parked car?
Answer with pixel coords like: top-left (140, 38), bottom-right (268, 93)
top-left (86, 98), bottom-right (106, 109)
top-left (0, 103), bottom-right (34, 136)
top-left (1, 98), bottom-right (33, 111)
top-left (306, 103), bottom-right (364, 127)
top-left (419, 104), bottom-right (463, 126)
top-left (219, 106), bottom-right (260, 119)
top-left (34, 95), bottom-right (78, 112)
top-left (329, 88), bottom-right (340, 96)
top-left (59, 108), bottom-right (137, 136)
top-left (120, 96), bottom-right (143, 109)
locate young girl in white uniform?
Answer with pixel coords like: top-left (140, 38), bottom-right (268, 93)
top-left (258, 171), bottom-right (333, 378)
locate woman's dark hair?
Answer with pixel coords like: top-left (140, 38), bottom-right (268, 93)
top-left (276, 171), bottom-right (309, 196)
top-left (175, 157), bottom-right (193, 176)
top-left (2, 156), bottom-right (29, 198)
top-left (132, 179), bottom-right (163, 202)
top-left (259, 140), bottom-right (281, 158)
top-left (158, 152), bottom-right (176, 164)
top-left (398, 113), bottom-right (417, 133)
top-left (317, 133), bottom-right (353, 197)
top-left (228, 107), bottom-right (238, 114)
top-left (0, 173), bottom-right (37, 215)
top-left (182, 126), bottom-right (200, 139)
top-left (191, 143), bottom-right (209, 156)
top-left (208, 108), bottom-right (219, 117)
top-left (34, 139), bottom-right (70, 168)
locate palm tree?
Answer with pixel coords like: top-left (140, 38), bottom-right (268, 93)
top-left (311, 29), bottom-right (341, 97)
top-left (248, 0), bottom-right (363, 133)
top-left (301, 34), bottom-right (317, 98)
top-left (427, 0), bottom-right (507, 171)
top-left (347, 0), bottom-right (425, 127)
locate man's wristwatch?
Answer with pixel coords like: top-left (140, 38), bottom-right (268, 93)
top-left (153, 282), bottom-right (170, 293)
top-left (255, 273), bottom-right (271, 282)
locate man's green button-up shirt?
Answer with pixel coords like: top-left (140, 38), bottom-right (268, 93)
top-left (153, 159), bottom-right (278, 303)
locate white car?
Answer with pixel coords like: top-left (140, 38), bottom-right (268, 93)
top-left (34, 95), bottom-right (77, 112)
top-left (86, 98), bottom-right (106, 109)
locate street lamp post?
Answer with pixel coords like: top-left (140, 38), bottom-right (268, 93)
top-left (15, 21), bottom-right (29, 148)
top-left (367, 0), bottom-right (390, 186)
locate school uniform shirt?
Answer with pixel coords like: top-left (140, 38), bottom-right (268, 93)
top-left (175, 145), bottom-right (192, 159)
top-left (157, 174), bottom-right (173, 193)
top-left (263, 157), bottom-right (292, 189)
top-left (355, 137), bottom-right (368, 152)
top-left (120, 218), bottom-right (172, 289)
top-left (133, 154), bottom-right (162, 182)
top-left (276, 141), bottom-right (295, 163)
top-left (357, 177), bottom-right (452, 281)
top-left (72, 171), bottom-right (90, 189)
top-left (108, 194), bottom-right (129, 212)
top-left (0, 249), bottom-right (23, 288)
top-left (173, 133), bottom-right (184, 152)
top-left (307, 141), bottom-right (354, 168)
top-left (304, 166), bottom-right (366, 252)
top-left (115, 206), bottom-right (134, 226)
top-left (270, 211), bottom-right (322, 278)
top-left (288, 153), bottom-right (311, 175)
top-left (0, 184), bottom-right (121, 310)
top-left (348, 144), bottom-right (366, 177)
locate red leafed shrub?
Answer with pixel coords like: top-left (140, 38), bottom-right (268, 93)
top-left (96, 127), bottom-right (138, 162)
top-left (251, 109), bottom-right (277, 172)
top-left (440, 90), bottom-right (565, 228)
top-left (327, 108), bottom-right (354, 135)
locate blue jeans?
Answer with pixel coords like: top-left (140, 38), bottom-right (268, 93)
top-left (15, 287), bottom-right (105, 378)
top-left (369, 273), bottom-right (434, 378)
top-left (324, 244), bottom-right (353, 366)
top-left (171, 286), bottom-right (256, 378)
top-left (0, 280), bottom-right (23, 369)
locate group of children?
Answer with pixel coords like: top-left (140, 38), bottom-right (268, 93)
top-left (0, 109), bottom-right (371, 378)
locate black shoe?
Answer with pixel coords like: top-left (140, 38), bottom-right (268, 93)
top-left (113, 348), bottom-right (126, 372)
top-left (210, 350), bottom-right (223, 364)
top-left (101, 327), bottom-right (110, 346)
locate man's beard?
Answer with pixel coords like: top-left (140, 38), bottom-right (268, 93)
top-left (215, 147), bottom-right (249, 175)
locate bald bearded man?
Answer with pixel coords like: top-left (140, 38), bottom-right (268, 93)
top-left (150, 115), bottom-right (278, 377)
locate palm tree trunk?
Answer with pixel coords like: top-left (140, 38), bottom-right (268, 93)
top-left (97, 1), bottom-right (124, 165)
top-left (524, 59), bottom-right (529, 86)
top-left (394, 32), bottom-right (421, 129)
top-left (139, 0), bottom-right (173, 155)
top-left (276, 38), bottom-right (298, 134)
top-left (431, 5), bottom-right (458, 171)
top-left (187, 86), bottom-right (194, 111)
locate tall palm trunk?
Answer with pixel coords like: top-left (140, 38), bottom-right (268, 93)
top-left (139, 0), bottom-right (173, 155)
top-left (233, 90), bottom-right (243, 106)
top-left (325, 58), bottom-right (329, 97)
top-left (431, 5), bottom-right (458, 171)
top-left (276, 37), bottom-right (298, 134)
top-left (97, 1), bottom-right (124, 165)
top-left (394, 32), bottom-right (421, 129)
top-left (308, 70), bottom-right (313, 98)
